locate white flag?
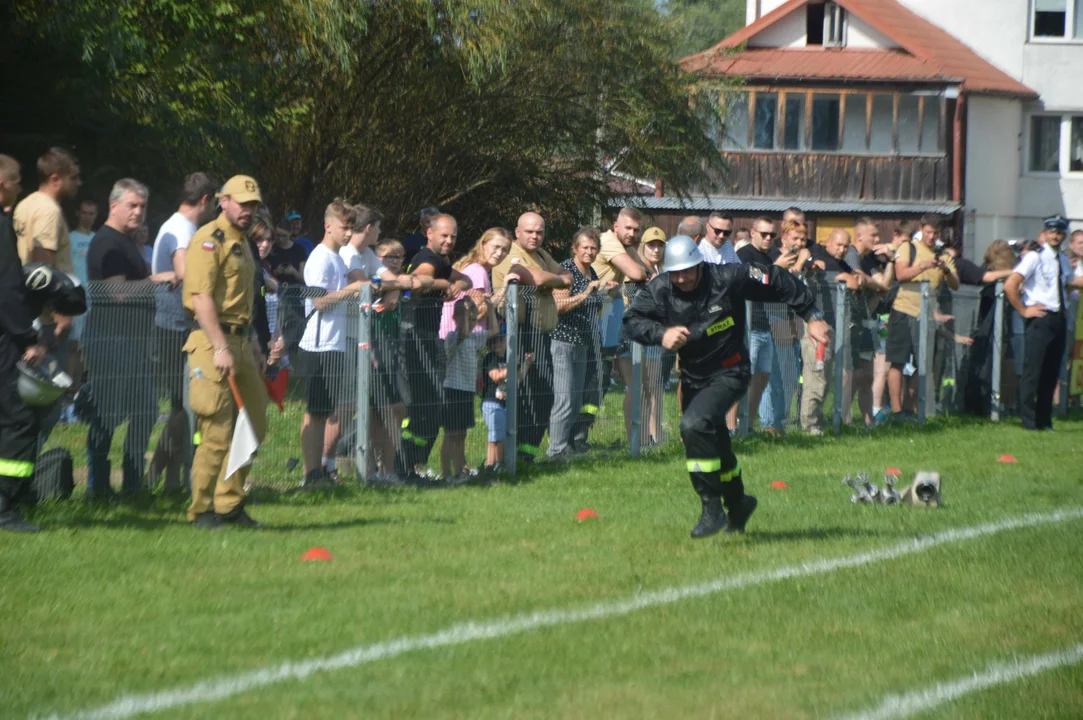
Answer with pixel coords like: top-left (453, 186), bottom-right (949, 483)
top-left (225, 406), bottom-right (260, 480)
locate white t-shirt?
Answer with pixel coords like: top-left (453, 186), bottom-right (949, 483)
top-left (69, 230), bottom-right (95, 287)
top-left (301, 244), bottom-right (350, 352)
top-left (151, 212), bottom-right (198, 331)
top-left (339, 243), bottom-right (386, 279)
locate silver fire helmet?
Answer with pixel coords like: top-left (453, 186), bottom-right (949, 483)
top-left (661, 235), bottom-right (705, 273)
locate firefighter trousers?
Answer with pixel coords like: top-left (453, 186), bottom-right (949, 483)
top-left (0, 339), bottom-right (38, 502)
top-left (184, 331), bottom-right (267, 521)
top-left (679, 370), bottom-right (749, 510)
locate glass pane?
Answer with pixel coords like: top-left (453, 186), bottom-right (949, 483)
top-left (841, 93), bottom-right (867, 152)
top-left (898, 95), bottom-right (920, 153)
top-left (783, 93), bottom-right (806, 150)
top-left (722, 92), bottom-right (749, 150)
top-left (754, 92), bottom-right (778, 149)
top-left (1034, 0), bottom-right (1067, 36)
top-left (1076, 0), bottom-right (1083, 37)
top-left (695, 90), bottom-right (723, 148)
top-left (1029, 116), bottom-right (1061, 173)
top-left (811, 93), bottom-right (840, 151)
top-left (869, 94), bottom-right (894, 153)
top-left (921, 97), bottom-right (940, 153)
top-left (1070, 116), bottom-right (1083, 172)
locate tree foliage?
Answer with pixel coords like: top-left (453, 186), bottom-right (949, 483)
top-left (1, 0), bottom-right (730, 248)
top-left (662, 0), bottom-right (747, 59)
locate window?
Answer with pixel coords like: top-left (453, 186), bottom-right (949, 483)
top-left (868, 94), bottom-right (894, 153)
top-left (825, 2), bottom-right (847, 46)
top-left (783, 93), bottom-right (807, 150)
top-left (807, 3), bottom-right (825, 45)
top-left (1029, 116), bottom-right (1061, 172)
top-left (754, 92), bottom-right (778, 149)
top-left (811, 94), bottom-right (840, 150)
top-left (722, 92), bottom-right (749, 150)
top-left (1032, 0), bottom-right (1083, 39)
top-left (897, 95), bottom-right (920, 154)
top-left (841, 93), bottom-right (867, 152)
top-left (920, 97), bottom-right (941, 153)
top-left (1072, 117), bottom-right (1083, 172)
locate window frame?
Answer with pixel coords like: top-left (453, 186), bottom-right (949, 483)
top-left (717, 88), bottom-right (946, 158)
top-left (1025, 112), bottom-right (1083, 176)
top-left (1029, 0), bottom-right (1083, 43)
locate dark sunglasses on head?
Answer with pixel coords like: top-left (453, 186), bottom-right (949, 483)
top-left (709, 225), bottom-right (732, 237)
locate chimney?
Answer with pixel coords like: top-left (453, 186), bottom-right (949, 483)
top-left (654, 177), bottom-right (663, 198)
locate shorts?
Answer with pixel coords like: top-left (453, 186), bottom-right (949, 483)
top-left (155, 326), bottom-right (188, 408)
top-left (302, 350), bottom-right (354, 416)
top-left (442, 388), bottom-right (476, 433)
top-left (482, 399), bottom-right (506, 442)
top-left (373, 340), bottom-right (402, 406)
top-left (885, 310), bottom-right (920, 366)
top-left (748, 329), bottom-right (775, 374)
top-left (599, 295), bottom-right (624, 349)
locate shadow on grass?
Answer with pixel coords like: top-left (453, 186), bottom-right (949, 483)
top-left (747, 526), bottom-right (890, 544)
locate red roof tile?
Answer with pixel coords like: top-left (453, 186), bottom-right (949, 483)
top-left (682, 0), bottom-right (1036, 98)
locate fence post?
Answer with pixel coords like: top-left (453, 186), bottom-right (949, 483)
top-left (182, 355), bottom-right (194, 492)
top-left (630, 341), bottom-right (643, 456)
top-left (832, 283), bottom-right (847, 434)
top-left (354, 284), bottom-right (373, 481)
top-left (917, 281), bottom-right (931, 424)
top-left (991, 281), bottom-right (1004, 423)
top-left (505, 282), bottom-right (519, 478)
top-left (738, 301), bottom-right (751, 437)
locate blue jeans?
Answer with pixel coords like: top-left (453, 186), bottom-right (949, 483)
top-left (759, 340), bottom-right (798, 429)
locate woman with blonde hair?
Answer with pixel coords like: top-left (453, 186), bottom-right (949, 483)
top-left (440, 227), bottom-right (513, 340)
top-left (636, 227), bottom-right (668, 446)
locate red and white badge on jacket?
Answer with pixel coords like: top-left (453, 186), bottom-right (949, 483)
top-left (202, 241), bottom-right (216, 252)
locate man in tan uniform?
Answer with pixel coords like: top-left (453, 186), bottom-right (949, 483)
top-left (183, 176), bottom-right (268, 529)
top-left (492, 211), bottom-right (571, 463)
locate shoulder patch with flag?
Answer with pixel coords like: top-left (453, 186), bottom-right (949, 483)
top-left (202, 241), bottom-right (216, 252)
top-left (748, 266), bottom-right (768, 284)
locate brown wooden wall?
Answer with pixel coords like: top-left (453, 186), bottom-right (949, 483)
top-left (712, 152), bottom-right (951, 203)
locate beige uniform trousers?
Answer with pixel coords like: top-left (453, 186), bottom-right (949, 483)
top-left (800, 333), bottom-right (835, 433)
top-left (184, 330), bottom-right (267, 520)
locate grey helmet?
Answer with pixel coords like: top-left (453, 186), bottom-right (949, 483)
top-left (17, 357), bottom-right (72, 407)
top-left (662, 234), bottom-right (704, 273)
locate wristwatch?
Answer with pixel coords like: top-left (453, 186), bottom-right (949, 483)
top-left (805, 309), bottom-right (824, 322)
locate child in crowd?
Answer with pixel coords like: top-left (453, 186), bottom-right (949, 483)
top-left (442, 296), bottom-right (486, 480)
top-left (371, 238), bottom-right (407, 480)
top-left (480, 333), bottom-right (533, 471)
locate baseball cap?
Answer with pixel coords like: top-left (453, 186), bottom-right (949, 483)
top-left (284, 210), bottom-right (302, 221)
top-left (642, 227), bottom-right (667, 244)
top-left (1043, 214), bottom-right (1068, 233)
top-left (217, 175), bottom-right (263, 204)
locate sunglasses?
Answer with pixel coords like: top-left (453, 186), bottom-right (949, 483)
top-left (709, 225), bottom-right (732, 237)
top-left (378, 254), bottom-right (404, 261)
top-left (756, 231), bottom-right (778, 240)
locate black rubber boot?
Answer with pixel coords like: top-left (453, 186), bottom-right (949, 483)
top-left (190, 511), bottom-right (224, 531)
top-left (726, 495), bottom-right (758, 534)
top-left (0, 494), bottom-right (40, 533)
top-left (218, 505), bottom-right (263, 529)
top-left (690, 495), bottom-right (727, 539)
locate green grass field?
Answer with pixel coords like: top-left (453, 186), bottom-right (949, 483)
top-left (3, 415), bottom-right (1082, 719)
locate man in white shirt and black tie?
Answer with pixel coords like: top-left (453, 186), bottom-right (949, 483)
top-left (1005, 215), bottom-right (1076, 430)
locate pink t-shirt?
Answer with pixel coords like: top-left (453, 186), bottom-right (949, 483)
top-left (439, 262), bottom-right (491, 338)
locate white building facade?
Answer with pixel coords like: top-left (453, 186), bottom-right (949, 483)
top-left (745, 0), bottom-right (1083, 254)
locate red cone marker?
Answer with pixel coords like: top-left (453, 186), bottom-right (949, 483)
top-left (300, 547), bottom-right (333, 562)
top-left (997, 454), bottom-right (1017, 463)
top-left (769, 480), bottom-right (789, 490)
top-left (576, 509), bottom-right (599, 522)
top-left (885, 467), bottom-right (902, 477)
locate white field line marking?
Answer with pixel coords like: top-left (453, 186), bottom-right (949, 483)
top-left (835, 644), bottom-right (1083, 720)
top-left (45, 507), bottom-right (1083, 720)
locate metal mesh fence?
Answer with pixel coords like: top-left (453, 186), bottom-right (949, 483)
top-left (38, 268), bottom-right (1078, 498)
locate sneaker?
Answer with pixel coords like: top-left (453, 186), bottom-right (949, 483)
top-left (690, 496), bottom-right (727, 539)
top-left (805, 427), bottom-right (824, 437)
top-left (301, 469), bottom-right (336, 490)
top-left (217, 506), bottom-right (262, 529)
top-left (872, 408), bottom-right (891, 425)
top-left (725, 495), bottom-right (758, 534)
top-left (190, 511), bottom-right (224, 531)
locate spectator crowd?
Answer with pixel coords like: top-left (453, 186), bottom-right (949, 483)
top-left (4, 146), bottom-right (1081, 499)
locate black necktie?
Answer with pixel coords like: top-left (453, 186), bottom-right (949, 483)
top-left (1056, 251), bottom-right (1066, 313)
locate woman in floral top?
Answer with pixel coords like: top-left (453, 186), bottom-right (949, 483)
top-left (547, 227), bottom-right (607, 458)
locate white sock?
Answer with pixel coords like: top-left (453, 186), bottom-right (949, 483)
top-left (872, 405), bottom-right (882, 415)
top-left (323, 457), bottom-right (335, 472)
